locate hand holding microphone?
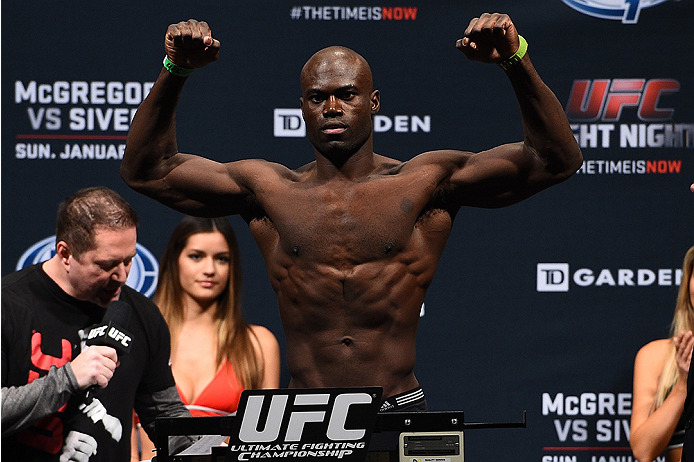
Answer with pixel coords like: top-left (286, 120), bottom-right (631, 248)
top-left (72, 301), bottom-right (134, 393)
top-left (71, 346), bottom-right (119, 390)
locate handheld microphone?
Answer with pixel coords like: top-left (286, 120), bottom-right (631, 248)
top-left (84, 300), bottom-right (134, 398)
top-left (86, 300), bottom-right (134, 354)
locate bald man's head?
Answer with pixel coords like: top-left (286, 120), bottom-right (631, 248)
top-left (300, 46), bottom-right (374, 93)
top-left (298, 46), bottom-right (381, 158)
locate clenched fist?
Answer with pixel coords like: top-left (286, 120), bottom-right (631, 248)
top-left (456, 13), bottom-right (521, 64)
top-left (165, 19), bottom-right (220, 69)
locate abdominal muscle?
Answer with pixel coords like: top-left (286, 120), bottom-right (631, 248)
top-left (274, 256), bottom-right (427, 399)
top-left (247, 176), bottom-right (453, 398)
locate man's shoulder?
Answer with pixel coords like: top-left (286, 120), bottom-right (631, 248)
top-left (404, 149), bottom-right (472, 169)
top-left (259, 160), bottom-right (319, 185)
top-left (119, 285), bottom-right (158, 313)
top-left (294, 160), bottom-right (317, 174)
top-left (1, 264), bottom-right (42, 301)
top-left (118, 287), bottom-right (171, 340)
top-left (1, 266), bottom-right (47, 329)
top-left (244, 158), bottom-right (302, 178)
top-left (239, 159), bottom-right (308, 190)
top-left (372, 154), bottom-right (405, 174)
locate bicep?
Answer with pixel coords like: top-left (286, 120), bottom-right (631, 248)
top-left (140, 155), bottom-right (269, 217)
top-left (447, 142), bottom-right (558, 208)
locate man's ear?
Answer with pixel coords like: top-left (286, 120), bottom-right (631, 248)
top-left (55, 241), bottom-right (72, 267)
top-left (370, 90), bottom-right (381, 114)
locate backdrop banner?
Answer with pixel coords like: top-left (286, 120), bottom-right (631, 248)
top-left (3, 1), bottom-right (693, 460)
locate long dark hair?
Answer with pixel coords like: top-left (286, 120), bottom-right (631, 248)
top-left (155, 216), bottom-right (262, 389)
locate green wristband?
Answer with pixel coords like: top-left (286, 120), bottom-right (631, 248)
top-left (497, 35), bottom-right (528, 71)
top-left (163, 56), bottom-right (194, 77)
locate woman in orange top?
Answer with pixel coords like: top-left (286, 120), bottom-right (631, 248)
top-left (134, 216), bottom-right (280, 460)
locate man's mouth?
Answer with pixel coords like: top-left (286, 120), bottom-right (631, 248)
top-left (322, 123), bottom-right (347, 135)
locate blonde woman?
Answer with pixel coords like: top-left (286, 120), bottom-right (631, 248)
top-left (631, 246), bottom-right (694, 462)
top-left (135, 216), bottom-right (280, 460)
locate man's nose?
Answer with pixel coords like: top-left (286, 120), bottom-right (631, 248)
top-left (323, 95), bottom-right (343, 116)
top-left (112, 263), bottom-right (128, 283)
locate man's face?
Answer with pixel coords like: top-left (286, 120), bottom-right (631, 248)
top-left (300, 53), bottom-right (380, 158)
top-left (64, 227), bottom-right (137, 307)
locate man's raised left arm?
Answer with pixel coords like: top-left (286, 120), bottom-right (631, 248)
top-left (451, 13), bottom-right (582, 207)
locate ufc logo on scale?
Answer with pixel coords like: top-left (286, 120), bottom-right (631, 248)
top-left (241, 393), bottom-right (368, 442)
top-left (229, 388), bottom-right (381, 461)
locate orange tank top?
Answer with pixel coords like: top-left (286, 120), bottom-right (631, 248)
top-left (176, 361), bottom-right (245, 416)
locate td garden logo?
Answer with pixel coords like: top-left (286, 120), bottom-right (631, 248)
top-left (537, 263), bottom-right (683, 292)
top-left (273, 108), bottom-right (431, 137)
top-left (16, 235), bottom-right (159, 297)
top-left (537, 263), bottom-right (571, 292)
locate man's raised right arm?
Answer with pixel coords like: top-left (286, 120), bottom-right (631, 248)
top-left (121, 20), bottom-right (257, 217)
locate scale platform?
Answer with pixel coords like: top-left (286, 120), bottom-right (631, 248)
top-left (154, 388), bottom-right (526, 462)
